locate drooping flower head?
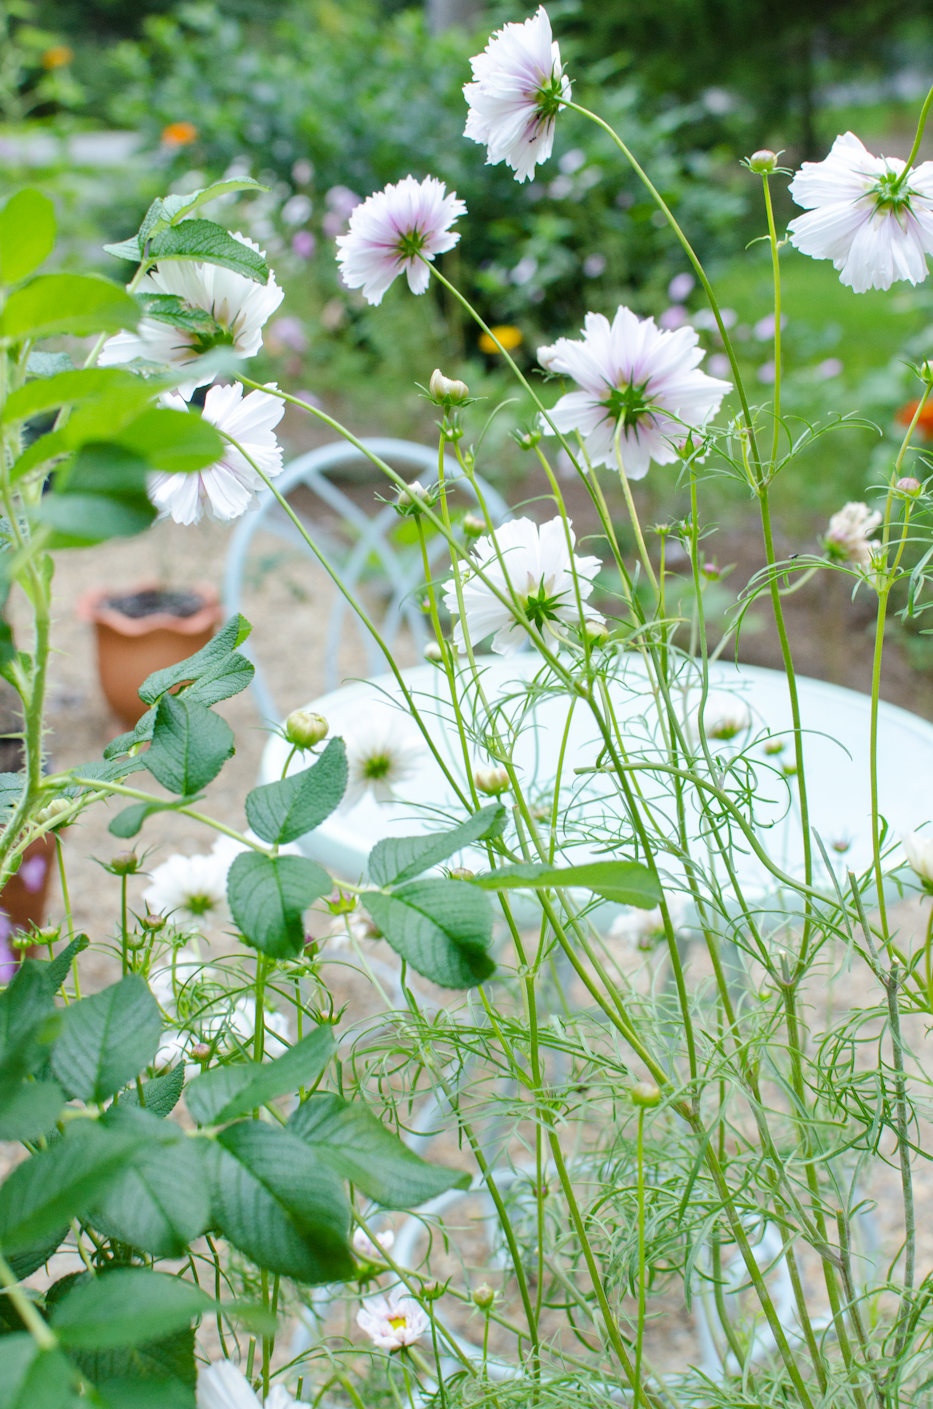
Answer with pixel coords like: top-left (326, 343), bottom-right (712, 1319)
top-left (149, 382), bottom-right (284, 526)
top-left (538, 307), bottom-right (731, 478)
top-left (342, 722), bottom-right (424, 808)
top-left (442, 515), bottom-right (604, 656)
top-left (335, 176), bottom-right (465, 306)
top-left (357, 1289), bottom-right (429, 1351)
top-left (464, 6), bottom-right (571, 183)
top-left (823, 501), bottom-right (882, 569)
top-left (100, 234), bottom-right (284, 395)
top-left (788, 133), bottom-right (933, 293)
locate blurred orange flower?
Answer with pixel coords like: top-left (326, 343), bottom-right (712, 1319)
top-left (479, 324), bottom-right (523, 354)
top-left (41, 46), bottom-right (74, 69)
top-left (896, 399), bottom-right (933, 438)
top-left (161, 121), bottom-right (198, 148)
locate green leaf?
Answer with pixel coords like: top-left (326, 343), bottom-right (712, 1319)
top-left (245, 738), bottom-right (347, 845)
top-left (51, 974), bottom-right (162, 1103)
top-left (119, 1064), bottom-right (185, 1119)
top-left (102, 237), bottom-right (149, 264)
top-left (470, 860), bottom-right (663, 906)
top-left (186, 1025), bottom-right (335, 1126)
top-left (91, 1108), bottom-right (209, 1258)
top-left (0, 961), bottom-right (57, 1081)
top-left (1, 275), bottom-right (139, 342)
top-left (0, 191), bottom-right (56, 286)
top-left (364, 880), bottom-right (494, 988)
top-left (0, 1081), bottom-right (63, 1141)
top-left (9, 431), bottom-right (69, 482)
top-left (146, 222), bottom-right (269, 282)
top-left (67, 1317), bottom-right (195, 1398)
top-left (107, 796), bottom-right (200, 839)
top-left (39, 936), bottom-right (89, 992)
top-left (2, 370), bottom-right (144, 426)
top-left (0, 1336), bottom-right (76, 1409)
top-left (37, 492), bottom-right (155, 548)
top-left (138, 614), bottom-right (251, 704)
top-left (51, 1269), bottom-right (211, 1351)
top-left (156, 179), bottom-right (266, 229)
top-left (24, 352), bottom-right (73, 378)
top-left (206, 1121), bottom-right (352, 1283)
top-left (226, 852), bottom-right (331, 959)
top-left (97, 1380), bottom-right (194, 1409)
top-left (114, 407), bottom-right (225, 476)
top-left (368, 804), bottom-right (507, 887)
top-left (144, 695), bottom-right (234, 797)
top-left (134, 294), bottom-right (219, 335)
top-left (0, 1124), bottom-right (146, 1252)
top-left (288, 1093), bottom-right (469, 1208)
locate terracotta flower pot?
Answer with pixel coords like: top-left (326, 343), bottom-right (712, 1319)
top-left (77, 582), bottom-right (224, 729)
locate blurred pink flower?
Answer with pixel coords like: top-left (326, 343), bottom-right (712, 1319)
top-left (357, 1290), bottom-right (428, 1350)
top-left (291, 230), bottom-right (316, 259)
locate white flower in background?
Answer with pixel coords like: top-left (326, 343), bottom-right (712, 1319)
top-left (149, 383), bottom-right (284, 526)
top-left (464, 6), bottom-right (571, 183)
top-left (824, 501), bottom-right (882, 568)
top-left (197, 1360), bottom-right (309, 1409)
top-left (903, 831), bottom-right (933, 885)
top-left (144, 849), bottom-right (230, 931)
top-left (609, 907), bottom-right (667, 952)
top-left (100, 233), bottom-right (284, 394)
top-left (342, 723), bottom-right (424, 808)
top-left (352, 1226), bottom-right (395, 1259)
top-left (335, 175), bottom-right (465, 306)
top-left (788, 133), bottom-right (933, 293)
top-left (701, 698), bottom-right (752, 742)
top-left (442, 515), bottom-right (604, 656)
top-left (538, 307), bottom-right (731, 478)
top-left (211, 996), bottom-right (289, 1058)
top-left (148, 947), bottom-right (207, 1010)
top-left (357, 1289), bottom-right (429, 1350)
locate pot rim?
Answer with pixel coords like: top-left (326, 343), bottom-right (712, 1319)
top-left (76, 581), bottom-right (224, 637)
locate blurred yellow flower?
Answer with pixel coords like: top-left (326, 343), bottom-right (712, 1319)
top-left (161, 121), bottom-right (198, 148)
top-left (41, 46), bottom-right (74, 70)
top-left (479, 324), bottom-right (522, 354)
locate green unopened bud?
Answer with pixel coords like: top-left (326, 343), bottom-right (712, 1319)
top-left (33, 925), bottom-right (60, 945)
top-left (630, 1080), bottom-right (661, 1108)
top-left (141, 911), bottom-right (166, 932)
top-left (327, 889), bottom-right (357, 915)
top-left (748, 149), bottom-right (777, 174)
top-left (463, 513), bottom-right (487, 538)
top-left (897, 476), bottom-right (922, 495)
top-left (124, 931), bottom-right (147, 951)
top-left (474, 764), bottom-right (510, 796)
top-left (584, 620), bottom-right (610, 647)
top-left (190, 1042), bottom-right (211, 1063)
top-left (35, 797), bottom-right (70, 829)
top-left (11, 932), bottom-right (33, 951)
top-left (701, 561), bottom-right (721, 580)
top-left (429, 368), bottom-right (470, 405)
top-left (921, 361), bottom-right (933, 385)
top-left (514, 427), bottom-right (542, 450)
top-left (395, 480), bottom-right (436, 515)
top-left (421, 1279), bottom-right (446, 1301)
top-left (285, 709), bottom-right (328, 748)
top-left (111, 851), bottom-right (139, 875)
top-left (424, 641), bottom-right (444, 663)
top-left (472, 1284), bottom-right (495, 1310)
top-left (448, 866), bottom-right (474, 881)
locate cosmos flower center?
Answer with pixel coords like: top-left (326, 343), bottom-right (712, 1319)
top-left (396, 227), bottom-right (429, 261)
top-left (602, 379), bottom-right (652, 429)
top-left (388, 1315), bottom-right (408, 1330)
top-left (521, 575), bottom-right (564, 628)
top-left (362, 752), bottom-right (394, 781)
top-left (185, 892), bottom-right (217, 916)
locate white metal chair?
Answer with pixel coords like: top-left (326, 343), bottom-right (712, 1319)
top-left (223, 437), bottom-right (510, 724)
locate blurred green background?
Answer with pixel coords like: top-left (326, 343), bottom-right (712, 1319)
top-left (4, 0), bottom-right (933, 695)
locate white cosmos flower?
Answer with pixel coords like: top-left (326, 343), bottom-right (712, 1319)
top-left (442, 515), bottom-right (603, 657)
top-left (902, 831), bottom-right (933, 885)
top-left (609, 907), bottom-right (667, 952)
top-left (143, 849), bottom-right (231, 932)
top-left (538, 307), bottom-right (731, 478)
top-left (342, 723), bottom-right (424, 808)
top-left (464, 6), bottom-right (571, 183)
top-left (695, 696), bottom-right (752, 743)
top-left (824, 501), bottom-right (882, 568)
top-left (357, 1289), bottom-right (429, 1350)
top-left (149, 382), bottom-right (284, 526)
top-left (788, 133), bottom-right (933, 293)
top-left (352, 1226), bottom-right (395, 1259)
top-left (197, 1360), bottom-right (309, 1409)
top-left (100, 233), bottom-right (284, 395)
top-left (335, 175), bottom-right (465, 306)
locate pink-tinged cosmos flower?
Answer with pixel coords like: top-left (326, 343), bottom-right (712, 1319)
top-left (100, 233), bottom-right (284, 397)
top-left (464, 6), bottom-right (571, 183)
top-left (537, 306), bottom-right (731, 478)
top-left (149, 383), bottom-right (284, 525)
top-left (335, 176), bottom-right (465, 306)
top-left (357, 1289), bottom-right (429, 1350)
top-left (442, 515), bottom-right (604, 656)
top-left (823, 501), bottom-right (882, 568)
top-left (788, 133), bottom-right (933, 293)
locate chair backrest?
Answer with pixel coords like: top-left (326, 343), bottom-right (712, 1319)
top-left (223, 437), bottom-right (510, 724)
